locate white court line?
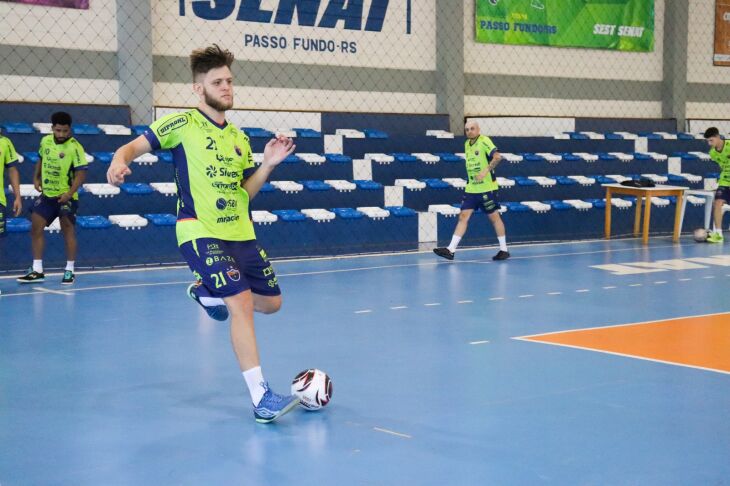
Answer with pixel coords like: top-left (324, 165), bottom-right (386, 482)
top-left (602, 286), bottom-right (617, 290)
top-left (679, 278), bottom-right (692, 281)
top-left (489, 297), bottom-right (505, 301)
top-left (575, 289), bottom-right (590, 293)
top-left (424, 303), bottom-right (441, 307)
top-left (457, 300), bottom-right (473, 304)
top-left (372, 427), bottom-right (412, 439)
top-left (629, 284), bottom-right (643, 287)
top-left (469, 340), bottom-right (490, 345)
top-left (33, 287), bottom-right (72, 296)
top-left (354, 310), bottom-right (372, 314)
top-left (518, 294), bottom-right (534, 298)
top-left (390, 306), bottom-right (408, 310)
top-left (703, 276), bottom-right (716, 279)
top-left (547, 291), bottom-right (562, 295)
top-left (654, 281), bottom-right (667, 284)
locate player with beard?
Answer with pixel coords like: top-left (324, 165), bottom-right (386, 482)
top-left (107, 45), bottom-right (300, 423)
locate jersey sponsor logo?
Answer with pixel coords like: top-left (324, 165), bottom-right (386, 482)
top-left (212, 181), bottom-right (240, 192)
top-left (226, 267), bottom-right (241, 282)
top-left (58, 152), bottom-right (65, 159)
top-left (215, 197), bottom-right (238, 210)
top-left (156, 115), bottom-right (188, 137)
top-left (219, 168), bottom-right (240, 178)
top-left (206, 165), bottom-right (217, 178)
top-left (205, 255), bottom-right (235, 266)
top-left (216, 214), bottom-right (240, 224)
top-left (234, 145), bottom-right (242, 156)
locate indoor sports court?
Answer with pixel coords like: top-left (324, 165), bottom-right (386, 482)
top-left (1, 0), bottom-right (729, 485)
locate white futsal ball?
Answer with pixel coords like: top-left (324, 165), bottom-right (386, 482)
top-left (693, 228), bottom-right (708, 242)
top-left (291, 369), bottom-right (333, 411)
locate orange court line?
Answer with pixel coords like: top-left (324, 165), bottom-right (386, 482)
top-left (516, 312), bottom-right (730, 375)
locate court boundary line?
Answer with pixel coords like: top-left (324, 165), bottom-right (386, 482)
top-left (513, 311), bottom-right (730, 376)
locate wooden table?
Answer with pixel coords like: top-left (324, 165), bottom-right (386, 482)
top-left (603, 184), bottom-right (688, 244)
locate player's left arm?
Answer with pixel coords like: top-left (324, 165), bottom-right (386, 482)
top-left (476, 139), bottom-right (501, 181)
top-left (243, 135), bottom-right (295, 200)
top-left (8, 165), bottom-right (22, 216)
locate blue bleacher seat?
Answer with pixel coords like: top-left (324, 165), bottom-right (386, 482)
top-left (565, 132), bottom-right (589, 140)
top-left (632, 152), bottom-right (652, 160)
top-left (21, 151), bottom-right (40, 164)
top-left (707, 172), bottom-right (720, 179)
top-left (283, 154), bottom-right (303, 163)
top-left (354, 180), bottom-right (383, 190)
top-left (503, 202), bottom-right (530, 212)
top-left (293, 128), bottom-right (321, 138)
top-left (585, 198), bottom-right (607, 209)
top-left (259, 182), bottom-right (276, 193)
top-left (384, 206), bottom-right (417, 217)
top-left (7, 218), bottom-right (31, 232)
top-left (144, 213), bottom-right (177, 226)
top-left (511, 176), bottom-right (538, 186)
top-left (331, 208), bottom-right (364, 219)
top-left (131, 125), bottom-right (149, 136)
top-left (1, 122), bottom-right (35, 134)
top-left (121, 182), bottom-right (154, 195)
top-left (666, 174), bottom-right (688, 184)
top-left (554, 176), bottom-right (578, 185)
top-left (324, 153), bottom-right (352, 163)
top-left (155, 151), bottom-right (173, 163)
top-left (272, 209), bottom-right (307, 221)
top-left (435, 152), bottom-right (463, 163)
top-left (72, 124), bottom-right (102, 135)
top-left (604, 133), bottom-right (624, 140)
top-left (673, 152), bottom-right (697, 160)
top-left (300, 180), bottom-right (332, 191)
top-left (421, 178), bottom-right (450, 189)
top-left (597, 152), bottom-right (618, 161)
top-left (560, 153), bottom-right (582, 161)
top-left (544, 200), bottom-right (573, 211)
top-left (677, 133), bottom-right (696, 140)
top-left (242, 127), bottom-right (274, 138)
top-left (638, 132), bottom-right (662, 140)
top-left (391, 153), bottom-right (418, 162)
top-left (92, 152), bottom-right (114, 164)
top-left (77, 216), bottom-right (112, 229)
top-left (363, 129), bottom-right (388, 139)
top-left (521, 153), bottom-right (544, 162)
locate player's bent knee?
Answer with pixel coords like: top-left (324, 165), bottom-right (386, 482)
top-left (255, 294), bottom-right (282, 314)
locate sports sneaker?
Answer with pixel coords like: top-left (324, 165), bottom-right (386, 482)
top-left (186, 282), bottom-right (229, 321)
top-left (253, 382), bottom-right (300, 424)
top-left (433, 247), bottom-right (455, 260)
top-left (493, 250), bottom-right (511, 261)
top-left (16, 270), bottom-right (45, 284)
top-left (707, 232), bottom-right (724, 244)
top-left (61, 271), bottom-right (75, 285)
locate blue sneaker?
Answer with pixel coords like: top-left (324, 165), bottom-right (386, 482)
top-left (253, 382), bottom-right (300, 424)
top-left (186, 282), bottom-right (229, 321)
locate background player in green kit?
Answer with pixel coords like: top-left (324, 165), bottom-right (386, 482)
top-left (107, 45), bottom-right (300, 424)
top-left (705, 127), bottom-right (730, 243)
top-left (434, 121), bottom-right (510, 261)
top-left (0, 133), bottom-right (22, 237)
top-left (17, 112), bottom-right (87, 284)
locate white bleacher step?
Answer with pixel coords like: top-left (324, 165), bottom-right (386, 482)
top-left (535, 152), bottom-right (561, 162)
top-left (298, 153), bottom-right (326, 164)
top-left (253, 153), bottom-right (264, 164)
top-left (134, 153), bottom-right (159, 164)
top-left (357, 207), bottom-right (390, 219)
top-left (553, 134), bottom-right (571, 140)
top-left (568, 175), bottom-right (596, 186)
top-left (301, 208), bottom-right (335, 222)
top-left (613, 132), bottom-right (639, 140)
top-left (654, 132), bottom-right (678, 140)
top-left (270, 181), bottom-right (303, 193)
top-left (686, 195), bottom-right (708, 205)
top-left (564, 199), bottom-right (593, 210)
top-left (501, 153), bottom-right (523, 163)
top-left (150, 182), bottom-right (177, 195)
top-left (583, 132), bottom-right (606, 140)
top-left (83, 183), bottom-right (120, 197)
top-left (651, 197), bottom-right (670, 207)
top-left (99, 124), bottom-right (132, 136)
top-left (19, 184), bottom-right (41, 198)
top-left (605, 175), bottom-right (632, 183)
top-left (688, 151), bottom-right (711, 160)
top-left (336, 129), bottom-right (365, 138)
top-left (395, 179), bottom-right (426, 190)
top-left (85, 153), bottom-right (94, 163)
top-left (641, 174), bottom-right (668, 183)
top-left (637, 152), bottom-right (668, 161)
top-left (611, 198), bottom-right (633, 208)
top-left (528, 176), bottom-right (557, 187)
top-left (252, 210), bottom-right (277, 224)
top-left (33, 123), bottom-right (52, 134)
top-left (325, 180), bottom-right (356, 192)
top-left (45, 217), bottom-right (61, 233)
top-left (428, 204), bottom-right (460, 216)
top-left (497, 177), bottom-right (515, 188)
top-left (444, 177), bottom-right (467, 189)
top-left (680, 173), bottom-right (702, 183)
top-left (275, 129), bottom-right (297, 138)
top-left (109, 214), bottom-right (148, 229)
top-left (365, 153), bottom-right (395, 164)
top-left (455, 152), bottom-right (466, 159)
top-left (426, 130), bottom-right (454, 139)
top-left (413, 153), bottom-right (439, 164)
top-left (522, 201), bottom-right (551, 213)
top-left (574, 152), bottom-right (599, 162)
top-left (609, 152), bottom-right (634, 161)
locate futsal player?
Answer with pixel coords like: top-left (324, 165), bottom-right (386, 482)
top-left (106, 45), bottom-right (300, 423)
top-left (17, 112), bottom-right (87, 284)
top-left (1, 132), bottom-right (22, 243)
top-left (434, 121), bottom-right (510, 261)
top-left (704, 127), bottom-right (730, 243)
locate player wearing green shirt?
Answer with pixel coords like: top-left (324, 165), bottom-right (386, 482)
top-left (704, 127), bottom-right (730, 243)
top-left (0, 134), bottom-right (22, 238)
top-left (107, 45), bottom-right (300, 423)
top-left (17, 112), bottom-right (87, 285)
top-left (434, 121), bottom-right (510, 261)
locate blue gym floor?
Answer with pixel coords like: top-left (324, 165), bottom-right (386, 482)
top-left (1, 238), bottom-right (729, 485)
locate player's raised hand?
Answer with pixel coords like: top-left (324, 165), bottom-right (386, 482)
top-left (262, 135), bottom-right (296, 168)
top-left (107, 160), bottom-right (132, 186)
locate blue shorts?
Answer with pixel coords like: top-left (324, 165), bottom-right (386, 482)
top-left (716, 186), bottom-right (730, 202)
top-left (31, 195), bottom-right (78, 226)
top-left (460, 191), bottom-right (501, 214)
top-left (179, 238), bottom-right (281, 298)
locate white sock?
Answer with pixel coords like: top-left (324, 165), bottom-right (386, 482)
top-left (447, 235), bottom-right (462, 253)
top-left (243, 366), bottom-right (267, 406)
top-left (32, 260), bottom-right (43, 273)
top-left (65, 261), bottom-right (74, 272)
top-left (498, 236), bottom-right (508, 252)
top-left (199, 296), bottom-right (226, 307)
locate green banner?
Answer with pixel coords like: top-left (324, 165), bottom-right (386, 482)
top-left (475, 0), bottom-right (654, 52)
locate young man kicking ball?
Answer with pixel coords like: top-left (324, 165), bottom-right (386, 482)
top-left (434, 121), bottom-right (510, 261)
top-left (705, 127), bottom-right (730, 243)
